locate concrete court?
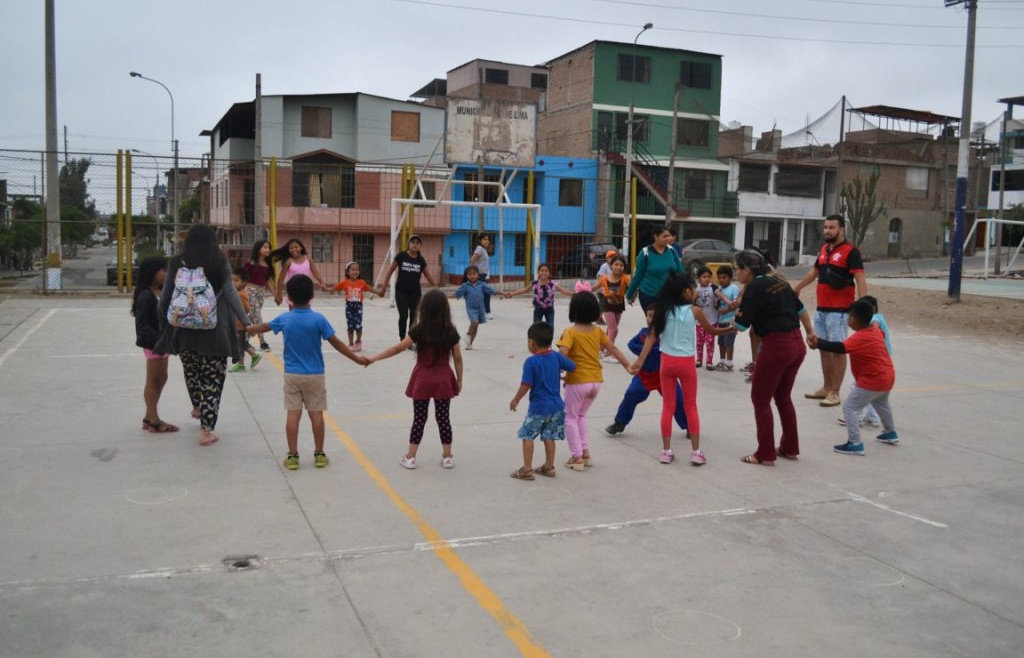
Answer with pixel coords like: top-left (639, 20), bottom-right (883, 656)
top-left (0, 289), bottom-right (1022, 658)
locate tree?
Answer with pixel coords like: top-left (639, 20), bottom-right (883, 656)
top-left (58, 157), bottom-right (97, 245)
top-left (841, 169), bottom-right (887, 248)
top-left (0, 198), bottom-right (45, 269)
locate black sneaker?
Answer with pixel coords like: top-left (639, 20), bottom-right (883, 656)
top-left (604, 421), bottom-right (625, 436)
top-left (259, 342), bottom-right (271, 352)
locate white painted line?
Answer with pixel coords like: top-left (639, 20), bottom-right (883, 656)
top-left (0, 309), bottom-right (56, 369)
top-left (820, 480), bottom-right (948, 528)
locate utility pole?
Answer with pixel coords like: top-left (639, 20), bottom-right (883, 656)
top-left (946, 0), bottom-right (977, 302)
top-left (665, 82), bottom-right (680, 225)
top-left (621, 22), bottom-right (653, 255)
top-left (254, 73), bottom-right (263, 235)
top-left (44, 0), bottom-right (61, 291)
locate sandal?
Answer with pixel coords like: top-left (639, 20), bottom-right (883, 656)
top-left (776, 449), bottom-right (799, 461)
top-left (144, 419), bottom-right (180, 433)
top-left (741, 454), bottom-right (775, 466)
top-left (510, 466), bottom-right (534, 481)
top-left (581, 454), bottom-right (593, 468)
top-left (535, 464), bottom-right (557, 477)
top-left (564, 457), bottom-right (585, 472)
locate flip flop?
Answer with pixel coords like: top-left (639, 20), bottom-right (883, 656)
top-left (145, 420), bottom-right (180, 433)
top-left (741, 454), bottom-right (775, 466)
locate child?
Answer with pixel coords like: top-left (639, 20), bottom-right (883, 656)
top-left (333, 261), bottom-right (373, 352)
top-left (597, 255), bottom-right (630, 356)
top-left (810, 299), bottom-right (899, 455)
top-left (229, 268), bottom-right (262, 372)
top-left (509, 322), bottom-right (576, 480)
top-left (367, 289), bottom-right (463, 469)
top-left (693, 267), bottom-right (719, 370)
top-left (605, 306), bottom-right (688, 437)
top-left (631, 272), bottom-right (734, 465)
top-left (714, 265), bottom-right (741, 371)
top-left (557, 292), bottom-right (633, 470)
top-left (244, 239), bottom-right (276, 352)
top-left (247, 275), bottom-right (368, 470)
top-left (453, 265), bottom-right (495, 350)
top-left (272, 238), bottom-right (327, 307)
top-left (132, 256), bottom-right (177, 433)
top-left (503, 263), bottom-right (574, 328)
top-left (837, 295), bottom-right (890, 428)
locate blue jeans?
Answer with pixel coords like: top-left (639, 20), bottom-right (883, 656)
top-left (533, 306), bottom-right (554, 327)
top-left (480, 273), bottom-right (492, 314)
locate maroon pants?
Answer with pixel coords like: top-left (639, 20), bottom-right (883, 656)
top-left (749, 329), bottom-right (806, 462)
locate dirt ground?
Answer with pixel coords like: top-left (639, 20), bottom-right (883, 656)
top-left (861, 284), bottom-right (1024, 345)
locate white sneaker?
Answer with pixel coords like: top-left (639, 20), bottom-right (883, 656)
top-left (441, 456), bottom-right (454, 469)
top-left (486, 313), bottom-right (494, 320)
top-left (399, 455), bottom-right (417, 469)
top-left (464, 339), bottom-right (473, 350)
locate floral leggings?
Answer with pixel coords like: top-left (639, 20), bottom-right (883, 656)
top-left (410, 398), bottom-right (452, 445)
top-left (179, 350), bottom-right (227, 431)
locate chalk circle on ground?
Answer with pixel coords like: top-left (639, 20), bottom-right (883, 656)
top-left (0, 447), bottom-right (24, 462)
top-left (652, 608), bottom-right (741, 645)
top-left (832, 557), bottom-right (905, 586)
top-left (125, 487), bottom-right (189, 505)
top-left (97, 386), bottom-right (139, 399)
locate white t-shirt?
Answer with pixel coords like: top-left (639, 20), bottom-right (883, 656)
top-left (473, 245), bottom-right (490, 275)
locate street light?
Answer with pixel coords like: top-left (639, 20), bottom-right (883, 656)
top-left (621, 22), bottom-right (653, 255)
top-left (129, 71), bottom-right (179, 248)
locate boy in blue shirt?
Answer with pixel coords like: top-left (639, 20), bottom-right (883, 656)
top-left (248, 275), bottom-right (367, 470)
top-left (714, 265), bottom-right (742, 371)
top-left (509, 322), bottom-right (576, 480)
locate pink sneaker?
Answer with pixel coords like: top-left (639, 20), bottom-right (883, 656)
top-left (659, 449), bottom-right (675, 464)
top-left (690, 450), bottom-right (707, 466)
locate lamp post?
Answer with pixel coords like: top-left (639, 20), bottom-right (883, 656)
top-left (621, 22), bottom-right (653, 254)
top-left (129, 71), bottom-right (179, 248)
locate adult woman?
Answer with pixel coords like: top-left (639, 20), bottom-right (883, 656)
top-left (731, 250), bottom-right (815, 465)
top-left (156, 224), bottom-right (251, 446)
top-left (625, 227), bottom-right (683, 310)
top-left (244, 239), bottom-right (276, 351)
top-left (470, 234), bottom-right (493, 318)
top-left (375, 234), bottom-right (437, 340)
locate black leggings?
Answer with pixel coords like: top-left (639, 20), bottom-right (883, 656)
top-left (410, 398), bottom-right (452, 445)
top-left (179, 350), bottom-right (227, 431)
top-left (395, 288), bottom-right (422, 340)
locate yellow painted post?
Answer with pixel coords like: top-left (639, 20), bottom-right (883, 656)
top-left (630, 177), bottom-right (638, 266)
top-left (525, 170), bottom-right (535, 277)
top-left (125, 150), bottom-right (133, 290)
top-left (269, 157), bottom-right (278, 248)
top-left (116, 150), bottom-right (124, 292)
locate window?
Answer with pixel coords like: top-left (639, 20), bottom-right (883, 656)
top-left (514, 233), bottom-right (527, 267)
top-left (617, 54), bottom-right (651, 83)
top-left (462, 172), bottom-right (500, 202)
top-left (906, 167), bottom-right (929, 198)
top-left (312, 233), bottom-right (333, 263)
top-left (417, 181), bottom-right (436, 201)
top-left (615, 113), bottom-right (648, 142)
top-left (676, 119), bottom-right (710, 147)
top-left (775, 166), bottom-right (821, 198)
top-left (596, 111), bottom-right (613, 151)
top-left (992, 169), bottom-right (1024, 191)
top-left (738, 164), bottom-right (771, 192)
top-left (531, 73), bottom-right (548, 89)
top-left (391, 111), bottom-right (420, 142)
top-left (684, 171), bottom-right (711, 200)
top-left (353, 234), bottom-right (374, 284)
top-left (301, 106), bottom-right (332, 138)
top-left (292, 161), bottom-right (355, 208)
top-left (484, 68), bottom-right (509, 85)
top-left (559, 179), bottom-right (583, 207)
top-left (679, 61), bottom-right (712, 89)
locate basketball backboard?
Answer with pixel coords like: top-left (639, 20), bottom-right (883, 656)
top-left (444, 98), bottom-right (537, 168)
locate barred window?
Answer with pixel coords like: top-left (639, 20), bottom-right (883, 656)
top-left (775, 166), bottom-right (821, 198)
top-left (292, 161), bottom-right (355, 208)
top-left (617, 54), bottom-right (651, 83)
top-left (676, 119), bottom-right (710, 147)
top-left (559, 179), bottom-right (583, 207)
top-left (679, 61), bottom-right (712, 89)
top-left (312, 233), bottom-right (333, 263)
top-left (738, 164), bottom-right (771, 193)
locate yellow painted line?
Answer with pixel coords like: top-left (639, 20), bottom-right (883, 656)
top-left (262, 351), bottom-right (551, 657)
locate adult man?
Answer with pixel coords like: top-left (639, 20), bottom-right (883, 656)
top-left (376, 235), bottom-right (437, 340)
top-left (793, 214), bottom-right (867, 407)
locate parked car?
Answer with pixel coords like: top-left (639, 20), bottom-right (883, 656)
top-left (107, 260), bottom-right (139, 286)
top-left (676, 238), bottom-right (739, 273)
top-left (557, 242), bottom-right (619, 278)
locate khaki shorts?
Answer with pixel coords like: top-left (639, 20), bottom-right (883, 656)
top-left (283, 373), bottom-right (327, 411)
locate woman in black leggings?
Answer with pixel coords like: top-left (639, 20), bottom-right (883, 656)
top-left (376, 235), bottom-right (437, 340)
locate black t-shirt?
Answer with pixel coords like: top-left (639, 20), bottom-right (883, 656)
top-left (394, 251), bottom-right (427, 293)
top-left (735, 275), bottom-right (805, 336)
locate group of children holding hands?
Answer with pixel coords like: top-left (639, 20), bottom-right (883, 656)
top-left (133, 240), bottom-right (899, 476)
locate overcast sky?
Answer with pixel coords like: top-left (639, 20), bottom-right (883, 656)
top-left (2, 0), bottom-right (1022, 210)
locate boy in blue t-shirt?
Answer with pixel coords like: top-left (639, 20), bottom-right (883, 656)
top-left (509, 322), bottom-right (576, 480)
top-left (714, 265), bottom-right (742, 371)
top-left (248, 275), bottom-right (368, 470)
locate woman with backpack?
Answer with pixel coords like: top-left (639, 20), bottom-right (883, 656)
top-left (156, 224), bottom-right (251, 446)
top-left (625, 226), bottom-right (683, 310)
